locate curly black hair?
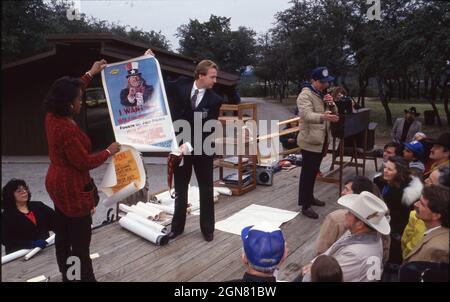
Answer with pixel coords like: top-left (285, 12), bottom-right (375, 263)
top-left (1, 179), bottom-right (31, 211)
top-left (43, 76), bottom-right (83, 117)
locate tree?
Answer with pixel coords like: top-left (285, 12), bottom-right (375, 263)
top-left (176, 15), bottom-right (256, 73)
top-left (1, 0), bottom-right (171, 64)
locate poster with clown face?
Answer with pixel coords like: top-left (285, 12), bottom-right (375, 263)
top-left (101, 55), bottom-right (178, 152)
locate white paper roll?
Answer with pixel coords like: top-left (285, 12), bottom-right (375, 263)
top-left (214, 186), bottom-right (232, 196)
top-left (102, 182), bottom-right (139, 207)
top-left (145, 203), bottom-right (175, 215)
top-left (133, 203), bottom-right (162, 220)
top-left (119, 203), bottom-right (153, 219)
top-left (126, 213), bottom-right (167, 234)
top-left (119, 216), bottom-right (169, 246)
top-left (2, 249), bottom-right (31, 265)
top-left (136, 202), bottom-right (166, 219)
top-left (24, 234), bottom-right (56, 261)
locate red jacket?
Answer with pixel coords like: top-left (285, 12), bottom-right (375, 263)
top-left (45, 74), bottom-right (109, 217)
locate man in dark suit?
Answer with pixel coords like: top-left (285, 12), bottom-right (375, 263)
top-left (145, 49), bottom-right (223, 242)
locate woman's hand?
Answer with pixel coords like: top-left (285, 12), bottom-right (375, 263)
top-left (144, 49), bottom-right (155, 56)
top-left (88, 59), bottom-right (108, 76)
top-left (107, 142), bottom-right (121, 155)
top-left (91, 207), bottom-right (96, 216)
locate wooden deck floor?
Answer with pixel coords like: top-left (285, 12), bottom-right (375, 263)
top-left (1, 154), bottom-right (378, 282)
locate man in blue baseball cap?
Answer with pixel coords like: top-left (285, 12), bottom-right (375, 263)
top-left (296, 66), bottom-right (340, 219)
top-left (403, 140), bottom-right (426, 176)
top-left (228, 222), bottom-right (288, 282)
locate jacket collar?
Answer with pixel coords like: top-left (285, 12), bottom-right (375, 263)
top-left (302, 81), bottom-right (325, 98)
top-left (405, 227), bottom-right (449, 260)
top-left (242, 272), bottom-right (276, 282)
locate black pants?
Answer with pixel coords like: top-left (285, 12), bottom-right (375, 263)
top-left (298, 149), bottom-right (324, 209)
top-left (54, 207), bottom-right (95, 282)
top-left (172, 154), bottom-right (215, 235)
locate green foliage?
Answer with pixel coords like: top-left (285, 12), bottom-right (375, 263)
top-left (176, 15), bottom-right (257, 73)
top-left (1, 0), bottom-right (171, 64)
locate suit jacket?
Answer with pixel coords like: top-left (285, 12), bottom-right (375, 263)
top-left (391, 118), bottom-right (422, 143)
top-left (404, 227), bottom-right (449, 263)
top-left (165, 76), bottom-right (223, 154)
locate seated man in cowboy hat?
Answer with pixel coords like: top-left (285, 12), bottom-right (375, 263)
top-left (302, 191), bottom-right (390, 282)
top-left (392, 107), bottom-right (422, 144)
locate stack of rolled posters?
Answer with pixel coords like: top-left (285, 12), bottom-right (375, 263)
top-left (119, 213), bottom-right (169, 246)
top-left (119, 203), bottom-right (164, 221)
top-left (135, 202), bottom-right (166, 220)
top-left (145, 203), bottom-right (175, 215)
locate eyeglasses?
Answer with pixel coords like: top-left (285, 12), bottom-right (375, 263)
top-left (15, 187), bottom-right (29, 194)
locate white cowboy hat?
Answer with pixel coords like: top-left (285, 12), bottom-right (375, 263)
top-left (337, 191), bottom-right (391, 235)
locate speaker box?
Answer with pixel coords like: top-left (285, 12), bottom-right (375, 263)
top-left (256, 165), bottom-right (273, 186)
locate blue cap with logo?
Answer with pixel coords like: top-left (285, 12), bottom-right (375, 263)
top-left (241, 222), bottom-right (285, 270)
top-left (311, 66), bottom-right (335, 82)
top-left (403, 140), bottom-right (425, 159)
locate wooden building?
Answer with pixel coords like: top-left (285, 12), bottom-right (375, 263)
top-left (1, 33), bottom-right (240, 155)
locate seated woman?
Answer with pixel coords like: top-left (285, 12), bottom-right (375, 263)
top-left (1, 179), bottom-right (55, 254)
top-left (376, 156), bottom-right (423, 270)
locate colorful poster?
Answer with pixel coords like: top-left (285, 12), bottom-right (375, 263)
top-left (100, 145), bottom-right (147, 207)
top-left (101, 55), bottom-right (178, 152)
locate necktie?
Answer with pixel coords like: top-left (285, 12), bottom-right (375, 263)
top-left (191, 89), bottom-right (199, 110)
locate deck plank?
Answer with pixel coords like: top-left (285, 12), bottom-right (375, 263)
top-left (1, 155), bottom-right (378, 282)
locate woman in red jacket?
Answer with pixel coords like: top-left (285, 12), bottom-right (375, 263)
top-left (44, 60), bottom-right (120, 282)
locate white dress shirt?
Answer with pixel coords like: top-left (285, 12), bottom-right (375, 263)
top-left (191, 81), bottom-right (206, 109)
top-left (423, 225), bottom-right (441, 237)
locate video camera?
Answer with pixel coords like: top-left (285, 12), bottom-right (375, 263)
top-left (335, 95), bottom-right (353, 115)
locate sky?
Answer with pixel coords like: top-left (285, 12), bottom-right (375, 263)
top-left (70, 0), bottom-right (293, 51)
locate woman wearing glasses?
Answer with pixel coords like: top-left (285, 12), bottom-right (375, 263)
top-left (1, 179), bottom-right (55, 254)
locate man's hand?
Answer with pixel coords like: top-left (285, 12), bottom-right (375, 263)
top-left (88, 59), bottom-right (107, 76)
top-left (145, 49), bottom-right (155, 56)
top-left (302, 263), bottom-right (312, 276)
top-left (324, 93), bottom-right (336, 108)
top-left (322, 111), bottom-right (339, 123)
